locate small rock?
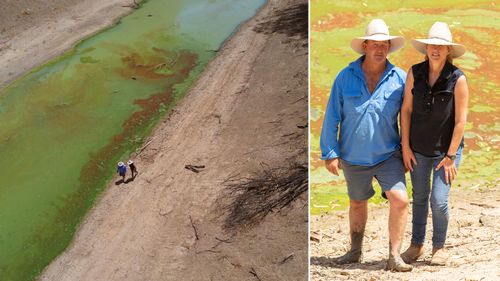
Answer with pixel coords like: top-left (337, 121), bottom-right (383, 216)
top-left (478, 215), bottom-right (495, 226)
top-left (310, 230), bottom-right (321, 243)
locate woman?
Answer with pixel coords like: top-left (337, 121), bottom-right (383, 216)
top-left (128, 159), bottom-right (137, 179)
top-left (400, 22), bottom-right (469, 266)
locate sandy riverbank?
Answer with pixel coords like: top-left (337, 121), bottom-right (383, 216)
top-left (0, 0), bottom-right (136, 90)
top-left (17, 0), bottom-right (308, 280)
top-left (311, 187), bottom-right (500, 281)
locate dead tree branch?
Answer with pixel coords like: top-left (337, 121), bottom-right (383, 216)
top-left (189, 215), bottom-right (199, 240)
top-left (249, 267), bottom-right (262, 281)
top-left (280, 253), bottom-right (295, 264)
top-left (185, 164), bottom-right (205, 173)
top-left (220, 163), bottom-right (307, 230)
top-left (215, 237), bottom-right (232, 243)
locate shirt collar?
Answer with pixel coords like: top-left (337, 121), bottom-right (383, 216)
top-left (348, 55), bottom-right (396, 82)
top-left (416, 60), bottom-right (454, 86)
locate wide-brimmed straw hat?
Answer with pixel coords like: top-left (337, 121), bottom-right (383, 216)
top-left (127, 160), bottom-right (134, 165)
top-left (412, 22), bottom-right (466, 58)
top-left (351, 19), bottom-right (405, 54)
top-left (118, 161), bottom-right (125, 167)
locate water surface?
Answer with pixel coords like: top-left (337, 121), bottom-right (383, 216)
top-left (310, 1), bottom-right (500, 215)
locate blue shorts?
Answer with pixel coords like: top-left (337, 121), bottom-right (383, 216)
top-left (340, 151), bottom-right (407, 201)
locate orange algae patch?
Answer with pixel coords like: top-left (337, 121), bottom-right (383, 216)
top-left (310, 82), bottom-right (330, 109)
top-left (80, 50), bottom-right (198, 186)
top-left (463, 26), bottom-right (500, 38)
top-left (455, 29), bottom-right (500, 82)
top-left (310, 152), bottom-right (324, 170)
top-left (310, 82), bottom-right (330, 170)
top-left (312, 12), bottom-right (361, 32)
top-left (119, 47), bottom-right (185, 80)
top-left (310, 84), bottom-right (327, 147)
top-left (453, 30), bottom-right (499, 148)
top-left (415, 8), bottom-right (450, 14)
top-left (393, 29), bottom-right (424, 70)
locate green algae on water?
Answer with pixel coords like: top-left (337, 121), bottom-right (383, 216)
top-left (310, 0), bottom-right (500, 215)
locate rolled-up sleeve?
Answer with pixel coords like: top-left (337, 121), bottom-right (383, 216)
top-left (320, 75), bottom-right (343, 160)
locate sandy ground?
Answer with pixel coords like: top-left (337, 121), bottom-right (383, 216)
top-left (23, 0), bottom-right (308, 280)
top-left (310, 185), bottom-right (500, 281)
top-left (0, 0), bottom-right (136, 90)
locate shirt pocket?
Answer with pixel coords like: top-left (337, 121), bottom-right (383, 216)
top-left (433, 90), bottom-right (453, 114)
top-left (343, 90), bottom-right (364, 113)
top-left (383, 89), bottom-right (403, 114)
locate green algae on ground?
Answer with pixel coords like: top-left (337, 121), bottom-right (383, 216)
top-left (0, 0), bottom-right (265, 280)
top-left (469, 104), bottom-right (495, 113)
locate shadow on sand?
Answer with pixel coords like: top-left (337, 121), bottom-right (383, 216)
top-left (114, 173), bottom-right (138, 185)
top-left (310, 256), bottom-right (387, 270)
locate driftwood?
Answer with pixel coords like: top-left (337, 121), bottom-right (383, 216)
top-left (195, 249), bottom-right (220, 255)
top-left (137, 139), bottom-right (153, 154)
top-left (215, 237), bottom-right (232, 243)
top-left (280, 253), bottom-right (295, 265)
top-left (249, 267), bottom-right (262, 281)
top-left (185, 164), bottom-right (206, 173)
top-left (189, 215), bottom-right (199, 240)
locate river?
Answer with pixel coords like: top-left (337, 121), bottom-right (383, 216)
top-left (0, 0), bottom-right (265, 280)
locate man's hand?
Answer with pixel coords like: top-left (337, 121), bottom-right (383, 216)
top-left (325, 158), bottom-right (342, 176)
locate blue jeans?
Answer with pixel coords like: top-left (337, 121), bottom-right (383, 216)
top-left (410, 147), bottom-right (463, 248)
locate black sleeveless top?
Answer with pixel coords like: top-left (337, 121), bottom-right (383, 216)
top-left (410, 61), bottom-right (464, 157)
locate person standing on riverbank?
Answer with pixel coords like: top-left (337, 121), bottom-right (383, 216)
top-left (320, 19), bottom-right (412, 271)
top-left (117, 161), bottom-right (126, 182)
top-left (128, 160), bottom-right (137, 179)
top-left (400, 22), bottom-right (469, 266)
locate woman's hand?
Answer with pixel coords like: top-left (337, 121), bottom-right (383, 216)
top-left (402, 146), bottom-right (417, 172)
top-left (435, 157), bottom-right (457, 184)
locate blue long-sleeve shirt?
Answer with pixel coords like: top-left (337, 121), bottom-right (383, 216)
top-left (117, 165), bottom-right (126, 174)
top-left (320, 56), bottom-right (406, 166)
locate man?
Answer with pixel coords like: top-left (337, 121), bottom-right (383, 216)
top-left (320, 19), bottom-right (412, 271)
top-left (117, 161), bottom-right (127, 182)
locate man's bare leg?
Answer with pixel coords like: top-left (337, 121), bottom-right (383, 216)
top-left (384, 189), bottom-right (413, 271)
